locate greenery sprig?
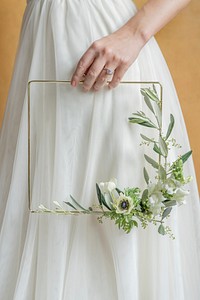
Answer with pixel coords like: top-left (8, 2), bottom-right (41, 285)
top-left (38, 86), bottom-right (192, 238)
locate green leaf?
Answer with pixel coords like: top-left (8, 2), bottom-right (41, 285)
top-left (147, 89), bottom-right (159, 101)
top-left (153, 102), bottom-right (162, 127)
top-left (165, 114), bottom-right (175, 140)
top-left (103, 195), bottom-right (112, 210)
top-left (116, 188), bottom-right (123, 195)
top-left (140, 88), bottom-right (147, 97)
top-left (141, 88), bottom-right (159, 102)
top-left (96, 184), bottom-right (112, 211)
top-left (102, 198), bottom-right (112, 210)
top-left (143, 167), bottom-right (150, 184)
top-left (153, 84), bottom-right (158, 95)
top-left (144, 95), bottom-right (154, 114)
top-left (129, 117), bottom-right (157, 129)
top-left (158, 165), bottom-right (167, 180)
top-left (158, 224), bottom-right (166, 235)
top-left (140, 134), bottom-right (154, 143)
top-left (69, 195), bottom-right (88, 211)
top-left (163, 200), bottom-right (177, 207)
top-left (153, 143), bottom-right (162, 155)
top-left (169, 150), bottom-right (192, 172)
top-left (96, 183), bottom-right (103, 206)
top-left (159, 136), bottom-right (168, 157)
top-left (137, 121), bottom-right (158, 128)
top-left (129, 112), bottom-right (158, 129)
top-left (162, 207), bottom-right (172, 220)
top-left (144, 154), bottom-right (159, 169)
top-left (181, 150), bottom-right (192, 164)
top-left (132, 220), bottom-right (138, 228)
top-left (141, 189), bottom-right (149, 201)
top-left (64, 201), bottom-right (77, 210)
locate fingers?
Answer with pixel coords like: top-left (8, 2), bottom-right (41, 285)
top-left (71, 38), bottom-right (131, 91)
top-left (72, 54), bottom-right (128, 91)
top-left (82, 57), bottom-right (106, 92)
top-left (71, 48), bottom-right (96, 87)
top-left (108, 64), bottom-right (128, 89)
top-left (93, 66), bottom-right (116, 91)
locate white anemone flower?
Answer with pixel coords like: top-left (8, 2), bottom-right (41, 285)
top-left (113, 193), bottom-right (135, 215)
top-left (99, 178), bottom-right (117, 194)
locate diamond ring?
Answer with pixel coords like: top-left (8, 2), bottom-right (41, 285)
top-left (103, 68), bottom-right (114, 75)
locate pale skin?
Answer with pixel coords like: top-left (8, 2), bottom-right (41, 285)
top-left (71, 0), bottom-right (190, 92)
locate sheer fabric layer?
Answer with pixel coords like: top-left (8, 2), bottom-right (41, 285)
top-left (0, 0), bottom-right (200, 299)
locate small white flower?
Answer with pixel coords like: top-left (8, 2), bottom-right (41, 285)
top-left (99, 178), bottom-right (117, 194)
top-left (163, 178), bottom-right (176, 195)
top-left (147, 182), bottom-right (163, 195)
top-left (147, 182), bottom-right (165, 216)
top-left (171, 188), bottom-right (189, 205)
top-left (148, 193), bottom-right (165, 216)
top-left (113, 193), bottom-right (134, 215)
top-left (185, 176), bottom-right (193, 184)
top-left (164, 176), bottom-right (182, 192)
top-left (163, 176), bottom-right (189, 206)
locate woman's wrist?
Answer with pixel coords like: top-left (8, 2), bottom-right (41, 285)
top-left (123, 0), bottom-right (191, 48)
top-left (122, 10), bottom-right (152, 49)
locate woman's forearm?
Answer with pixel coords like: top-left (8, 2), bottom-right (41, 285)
top-left (71, 0), bottom-right (191, 90)
top-left (125, 0), bottom-right (191, 45)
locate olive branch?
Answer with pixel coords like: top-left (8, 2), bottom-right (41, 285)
top-left (38, 85), bottom-right (192, 238)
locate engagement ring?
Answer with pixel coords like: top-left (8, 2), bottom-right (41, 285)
top-left (103, 68), bottom-right (114, 75)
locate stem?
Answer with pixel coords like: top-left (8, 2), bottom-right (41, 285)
top-left (152, 219), bottom-right (163, 224)
top-left (164, 156), bottom-right (167, 178)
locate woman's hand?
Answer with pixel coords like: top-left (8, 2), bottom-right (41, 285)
top-left (71, 25), bottom-right (144, 92)
top-left (71, 0), bottom-right (190, 92)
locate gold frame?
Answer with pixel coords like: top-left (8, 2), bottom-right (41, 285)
top-left (28, 80), bottom-right (163, 214)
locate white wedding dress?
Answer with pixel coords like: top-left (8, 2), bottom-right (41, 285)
top-left (0, 0), bottom-right (200, 299)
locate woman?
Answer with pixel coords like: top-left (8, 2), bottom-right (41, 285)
top-left (0, 0), bottom-right (200, 299)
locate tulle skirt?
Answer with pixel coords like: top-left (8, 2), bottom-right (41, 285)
top-left (0, 0), bottom-right (200, 299)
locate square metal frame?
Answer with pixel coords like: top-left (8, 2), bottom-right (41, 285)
top-left (27, 80), bottom-right (163, 213)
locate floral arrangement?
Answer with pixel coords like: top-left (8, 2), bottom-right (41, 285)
top-left (38, 85), bottom-right (192, 238)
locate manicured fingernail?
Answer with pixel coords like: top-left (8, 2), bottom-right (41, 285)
top-left (71, 80), bottom-right (76, 87)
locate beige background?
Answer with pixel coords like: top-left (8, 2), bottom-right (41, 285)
top-left (0, 0), bottom-right (200, 190)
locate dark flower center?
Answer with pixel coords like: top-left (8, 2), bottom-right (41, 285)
top-left (121, 200), bottom-right (129, 210)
